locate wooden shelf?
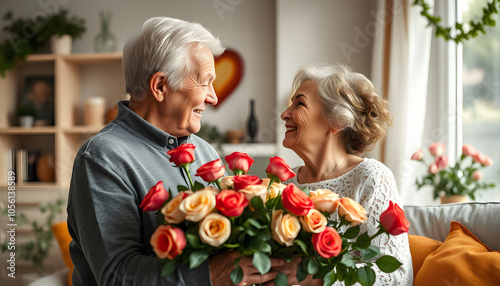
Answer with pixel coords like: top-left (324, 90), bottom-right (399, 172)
top-left (0, 127), bottom-right (56, 135)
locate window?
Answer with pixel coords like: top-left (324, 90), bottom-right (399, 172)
top-left (460, 0), bottom-right (500, 201)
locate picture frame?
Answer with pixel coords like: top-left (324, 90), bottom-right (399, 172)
top-left (19, 76), bottom-right (55, 126)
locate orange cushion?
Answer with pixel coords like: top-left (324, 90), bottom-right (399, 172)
top-left (408, 234), bottom-right (442, 278)
top-left (414, 221), bottom-right (500, 286)
top-left (51, 222), bottom-right (74, 286)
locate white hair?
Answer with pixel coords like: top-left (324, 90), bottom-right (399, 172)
top-left (123, 17), bottom-right (225, 97)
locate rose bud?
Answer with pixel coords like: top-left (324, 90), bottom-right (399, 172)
top-left (225, 152), bottom-right (254, 174)
top-left (167, 143), bottom-right (196, 166)
top-left (337, 197), bottom-right (368, 226)
top-left (216, 190), bottom-right (249, 217)
top-left (312, 227), bottom-right (342, 259)
top-left (266, 156), bottom-right (296, 182)
top-left (139, 181), bottom-right (169, 212)
top-left (150, 225), bottom-right (186, 260)
top-left (196, 159), bottom-right (226, 183)
top-left (282, 184), bottom-right (314, 216)
top-left (462, 144), bottom-right (478, 157)
top-left (380, 201), bottom-right (410, 236)
top-left (271, 209), bottom-right (300, 246)
top-left (410, 149), bottom-right (424, 161)
top-left (435, 156), bottom-right (449, 170)
top-left (472, 171), bottom-right (483, 181)
top-left (233, 175), bottom-right (262, 191)
top-left (428, 163), bottom-right (439, 174)
top-left (429, 142), bottom-right (446, 157)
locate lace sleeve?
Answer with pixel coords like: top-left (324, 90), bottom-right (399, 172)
top-left (348, 161), bottom-right (413, 286)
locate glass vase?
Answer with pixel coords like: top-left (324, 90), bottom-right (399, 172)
top-left (94, 11), bottom-right (116, 53)
top-left (246, 99), bottom-right (258, 143)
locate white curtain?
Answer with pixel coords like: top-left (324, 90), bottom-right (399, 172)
top-left (370, 0), bottom-right (436, 205)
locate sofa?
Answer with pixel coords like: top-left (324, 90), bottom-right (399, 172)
top-left (30, 202), bottom-right (500, 286)
top-left (404, 202), bottom-right (500, 285)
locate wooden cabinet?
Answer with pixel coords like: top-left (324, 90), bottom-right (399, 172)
top-left (0, 53), bottom-right (125, 193)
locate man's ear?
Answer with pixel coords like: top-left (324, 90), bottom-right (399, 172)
top-left (149, 72), bottom-right (168, 102)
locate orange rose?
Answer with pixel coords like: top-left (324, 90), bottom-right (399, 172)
top-left (150, 225), bottom-right (186, 260)
top-left (271, 210), bottom-right (300, 246)
top-left (179, 188), bottom-right (216, 222)
top-left (199, 213), bottom-right (231, 247)
top-left (312, 227), bottom-right (342, 259)
top-left (309, 189), bottom-right (340, 213)
top-left (337, 197), bottom-right (367, 226)
top-left (161, 191), bottom-right (192, 224)
top-left (300, 209), bottom-right (327, 233)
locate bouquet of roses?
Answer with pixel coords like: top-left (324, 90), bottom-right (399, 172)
top-left (140, 143), bottom-right (410, 286)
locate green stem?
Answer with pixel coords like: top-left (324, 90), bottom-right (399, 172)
top-left (182, 164), bottom-right (195, 189)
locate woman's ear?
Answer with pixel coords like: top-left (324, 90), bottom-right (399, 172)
top-left (149, 72), bottom-right (168, 102)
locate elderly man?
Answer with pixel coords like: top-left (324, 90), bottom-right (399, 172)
top-left (67, 17), bottom-right (282, 286)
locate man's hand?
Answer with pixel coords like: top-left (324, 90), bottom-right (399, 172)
top-left (263, 255), bottom-right (323, 286)
top-left (210, 251), bottom-right (284, 286)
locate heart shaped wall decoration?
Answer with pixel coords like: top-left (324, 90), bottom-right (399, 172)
top-left (213, 49), bottom-right (244, 108)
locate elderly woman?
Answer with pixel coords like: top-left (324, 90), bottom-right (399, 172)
top-left (67, 17), bottom-right (282, 286)
top-left (276, 64), bottom-right (413, 285)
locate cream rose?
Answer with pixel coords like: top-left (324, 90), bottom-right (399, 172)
top-left (337, 197), bottom-right (368, 226)
top-left (179, 188), bottom-right (216, 222)
top-left (220, 176), bottom-right (234, 190)
top-left (199, 213), bottom-right (231, 247)
top-left (271, 209), bottom-right (300, 246)
top-left (310, 189), bottom-right (340, 213)
top-left (299, 209), bottom-right (327, 233)
top-left (239, 183), bottom-right (268, 204)
top-left (261, 178), bottom-right (286, 201)
top-left (161, 190), bottom-right (193, 224)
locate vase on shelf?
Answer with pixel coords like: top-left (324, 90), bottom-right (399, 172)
top-left (94, 11), bottom-right (116, 53)
top-left (440, 195), bottom-right (468, 204)
top-left (246, 99), bottom-right (258, 143)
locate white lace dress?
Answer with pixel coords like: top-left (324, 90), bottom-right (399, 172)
top-left (285, 158), bottom-right (413, 286)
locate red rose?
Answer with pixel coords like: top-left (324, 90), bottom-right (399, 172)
top-left (380, 201), bottom-right (410, 236)
top-left (139, 181), bottom-right (169, 211)
top-left (410, 149), bottom-right (423, 161)
top-left (225, 152), bottom-right (254, 174)
top-left (266, 156), bottom-right (296, 182)
top-left (167, 143), bottom-right (196, 166)
top-left (150, 225), bottom-right (186, 260)
top-left (216, 190), bottom-right (249, 217)
top-left (312, 226), bottom-right (342, 258)
top-left (196, 159), bottom-right (226, 182)
top-left (233, 175), bottom-right (262, 191)
top-left (282, 184), bottom-right (314, 216)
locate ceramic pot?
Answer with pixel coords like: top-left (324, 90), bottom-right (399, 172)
top-left (19, 115), bottom-right (34, 128)
top-left (440, 195), bottom-right (468, 204)
top-left (50, 34), bottom-right (72, 55)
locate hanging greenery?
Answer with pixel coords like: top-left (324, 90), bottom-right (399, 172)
top-left (413, 0), bottom-right (499, 43)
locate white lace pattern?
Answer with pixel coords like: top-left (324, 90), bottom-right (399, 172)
top-left (286, 158), bottom-right (413, 286)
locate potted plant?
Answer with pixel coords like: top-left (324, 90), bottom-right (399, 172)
top-left (37, 9), bottom-right (86, 54)
top-left (1, 199), bottom-right (65, 276)
top-left (411, 142), bottom-right (496, 203)
top-left (0, 9), bottom-right (86, 77)
top-left (16, 104), bottom-right (37, 128)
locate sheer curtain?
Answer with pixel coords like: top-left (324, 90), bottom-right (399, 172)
top-left (370, 0), bottom-right (449, 205)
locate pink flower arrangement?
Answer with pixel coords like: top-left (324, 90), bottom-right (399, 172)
top-left (141, 144), bottom-right (409, 286)
top-left (411, 143), bottom-right (495, 200)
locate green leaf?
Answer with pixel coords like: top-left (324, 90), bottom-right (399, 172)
top-left (256, 230), bottom-right (272, 241)
top-left (294, 239), bottom-right (309, 255)
top-left (251, 196), bottom-right (267, 212)
top-left (161, 259), bottom-right (177, 276)
top-left (376, 255), bottom-right (403, 273)
top-left (274, 272), bottom-right (288, 286)
top-left (186, 233), bottom-right (201, 248)
top-left (189, 250), bottom-right (210, 269)
top-left (177, 185), bottom-right (189, 192)
top-left (354, 232), bottom-right (371, 249)
top-left (323, 269), bottom-right (337, 286)
top-left (360, 245), bottom-right (380, 260)
top-left (253, 252), bottom-right (271, 275)
top-left (246, 218), bottom-right (266, 229)
top-left (230, 266), bottom-right (244, 285)
top-left (248, 239), bottom-right (272, 253)
top-left (358, 266), bottom-right (376, 286)
top-left (193, 181), bottom-right (205, 191)
top-left (300, 187), bottom-right (310, 196)
top-left (340, 253), bottom-right (355, 268)
top-left (307, 258), bottom-right (319, 275)
top-left (343, 225), bottom-right (360, 239)
top-left (297, 258), bottom-right (310, 283)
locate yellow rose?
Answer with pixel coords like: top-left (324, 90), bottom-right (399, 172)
top-left (220, 176), bottom-right (234, 190)
top-left (310, 189), bottom-right (340, 213)
top-left (179, 188), bottom-right (216, 222)
top-left (239, 183), bottom-right (268, 204)
top-left (261, 178), bottom-right (286, 201)
top-left (271, 209), bottom-right (300, 246)
top-left (199, 213), bottom-right (231, 247)
top-left (161, 190), bottom-right (193, 224)
top-left (299, 209), bottom-right (327, 233)
top-left (337, 197), bottom-right (367, 226)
